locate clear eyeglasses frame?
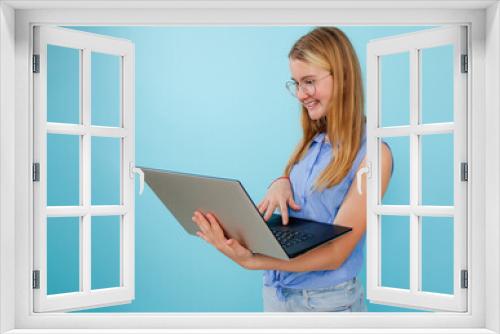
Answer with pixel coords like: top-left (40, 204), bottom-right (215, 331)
top-left (285, 72), bottom-right (332, 98)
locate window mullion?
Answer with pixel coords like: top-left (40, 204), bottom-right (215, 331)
top-left (81, 48), bottom-right (91, 294)
top-left (35, 39), bottom-right (49, 301)
top-left (46, 123), bottom-right (128, 138)
top-left (453, 26), bottom-right (468, 307)
top-left (409, 48), bottom-right (420, 294)
top-left (122, 49), bottom-right (134, 291)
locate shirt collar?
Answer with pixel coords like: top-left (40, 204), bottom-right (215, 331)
top-left (312, 132), bottom-right (326, 144)
top-left (312, 131), bottom-right (367, 146)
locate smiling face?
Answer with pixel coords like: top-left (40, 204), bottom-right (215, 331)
top-left (289, 58), bottom-right (333, 121)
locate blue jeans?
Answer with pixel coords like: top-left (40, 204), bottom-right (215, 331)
top-left (263, 277), bottom-right (367, 312)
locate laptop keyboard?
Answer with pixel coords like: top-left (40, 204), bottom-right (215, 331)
top-left (270, 228), bottom-right (314, 248)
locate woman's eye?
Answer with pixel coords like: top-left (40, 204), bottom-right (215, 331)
top-left (304, 79), bottom-right (315, 85)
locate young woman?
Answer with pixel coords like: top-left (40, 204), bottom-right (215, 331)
top-left (192, 27), bottom-right (393, 312)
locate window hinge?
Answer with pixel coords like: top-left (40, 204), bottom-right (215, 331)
top-left (33, 163), bottom-right (40, 182)
top-left (461, 269), bottom-right (468, 289)
top-left (32, 270), bottom-right (40, 289)
top-left (33, 55), bottom-right (40, 73)
top-left (461, 162), bottom-right (468, 182)
top-left (461, 54), bottom-right (468, 73)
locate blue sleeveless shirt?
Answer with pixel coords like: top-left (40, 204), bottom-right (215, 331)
top-left (263, 132), bottom-right (367, 300)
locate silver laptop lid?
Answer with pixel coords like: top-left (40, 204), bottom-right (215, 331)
top-left (140, 167), bottom-right (289, 260)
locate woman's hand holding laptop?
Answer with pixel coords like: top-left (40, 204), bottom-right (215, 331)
top-left (192, 210), bottom-right (257, 269)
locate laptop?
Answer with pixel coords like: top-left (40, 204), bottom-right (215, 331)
top-left (140, 166), bottom-right (352, 260)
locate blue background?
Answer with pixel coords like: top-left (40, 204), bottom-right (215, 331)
top-left (46, 26), bottom-right (455, 312)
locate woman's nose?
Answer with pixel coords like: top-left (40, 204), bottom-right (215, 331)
top-left (296, 87), bottom-right (308, 101)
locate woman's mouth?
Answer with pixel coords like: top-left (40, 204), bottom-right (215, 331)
top-left (304, 100), bottom-right (319, 110)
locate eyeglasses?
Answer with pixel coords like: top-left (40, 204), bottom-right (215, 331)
top-left (285, 73), bottom-right (332, 98)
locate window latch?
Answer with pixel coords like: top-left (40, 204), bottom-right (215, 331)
top-left (129, 162), bottom-right (144, 195)
top-left (356, 162), bottom-right (371, 195)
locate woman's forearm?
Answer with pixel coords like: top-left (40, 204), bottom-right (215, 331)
top-left (246, 226), bottom-right (367, 272)
top-left (246, 242), bottom-right (341, 272)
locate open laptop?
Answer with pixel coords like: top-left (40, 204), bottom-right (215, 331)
top-left (140, 166), bottom-right (352, 260)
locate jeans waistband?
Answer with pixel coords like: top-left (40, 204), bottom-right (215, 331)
top-left (268, 277), bottom-right (357, 302)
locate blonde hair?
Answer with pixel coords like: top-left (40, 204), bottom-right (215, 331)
top-left (284, 27), bottom-right (366, 190)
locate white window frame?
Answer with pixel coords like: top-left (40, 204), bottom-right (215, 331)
top-left (32, 26), bottom-right (135, 312)
top-left (0, 1), bottom-right (499, 333)
top-left (366, 26), bottom-right (468, 312)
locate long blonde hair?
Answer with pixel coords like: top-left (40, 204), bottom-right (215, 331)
top-left (284, 27), bottom-right (365, 190)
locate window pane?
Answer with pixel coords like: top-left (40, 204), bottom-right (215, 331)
top-left (91, 216), bottom-right (121, 290)
top-left (380, 52), bottom-right (410, 127)
top-left (421, 133), bottom-right (454, 206)
top-left (47, 217), bottom-right (80, 295)
top-left (421, 216), bottom-right (454, 294)
top-left (47, 134), bottom-right (80, 206)
top-left (420, 45), bottom-right (454, 124)
top-left (380, 136), bottom-right (409, 205)
top-left (91, 52), bottom-right (121, 127)
top-left (91, 137), bottom-right (121, 205)
top-left (47, 45), bottom-right (80, 124)
top-left (381, 215), bottom-right (410, 290)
